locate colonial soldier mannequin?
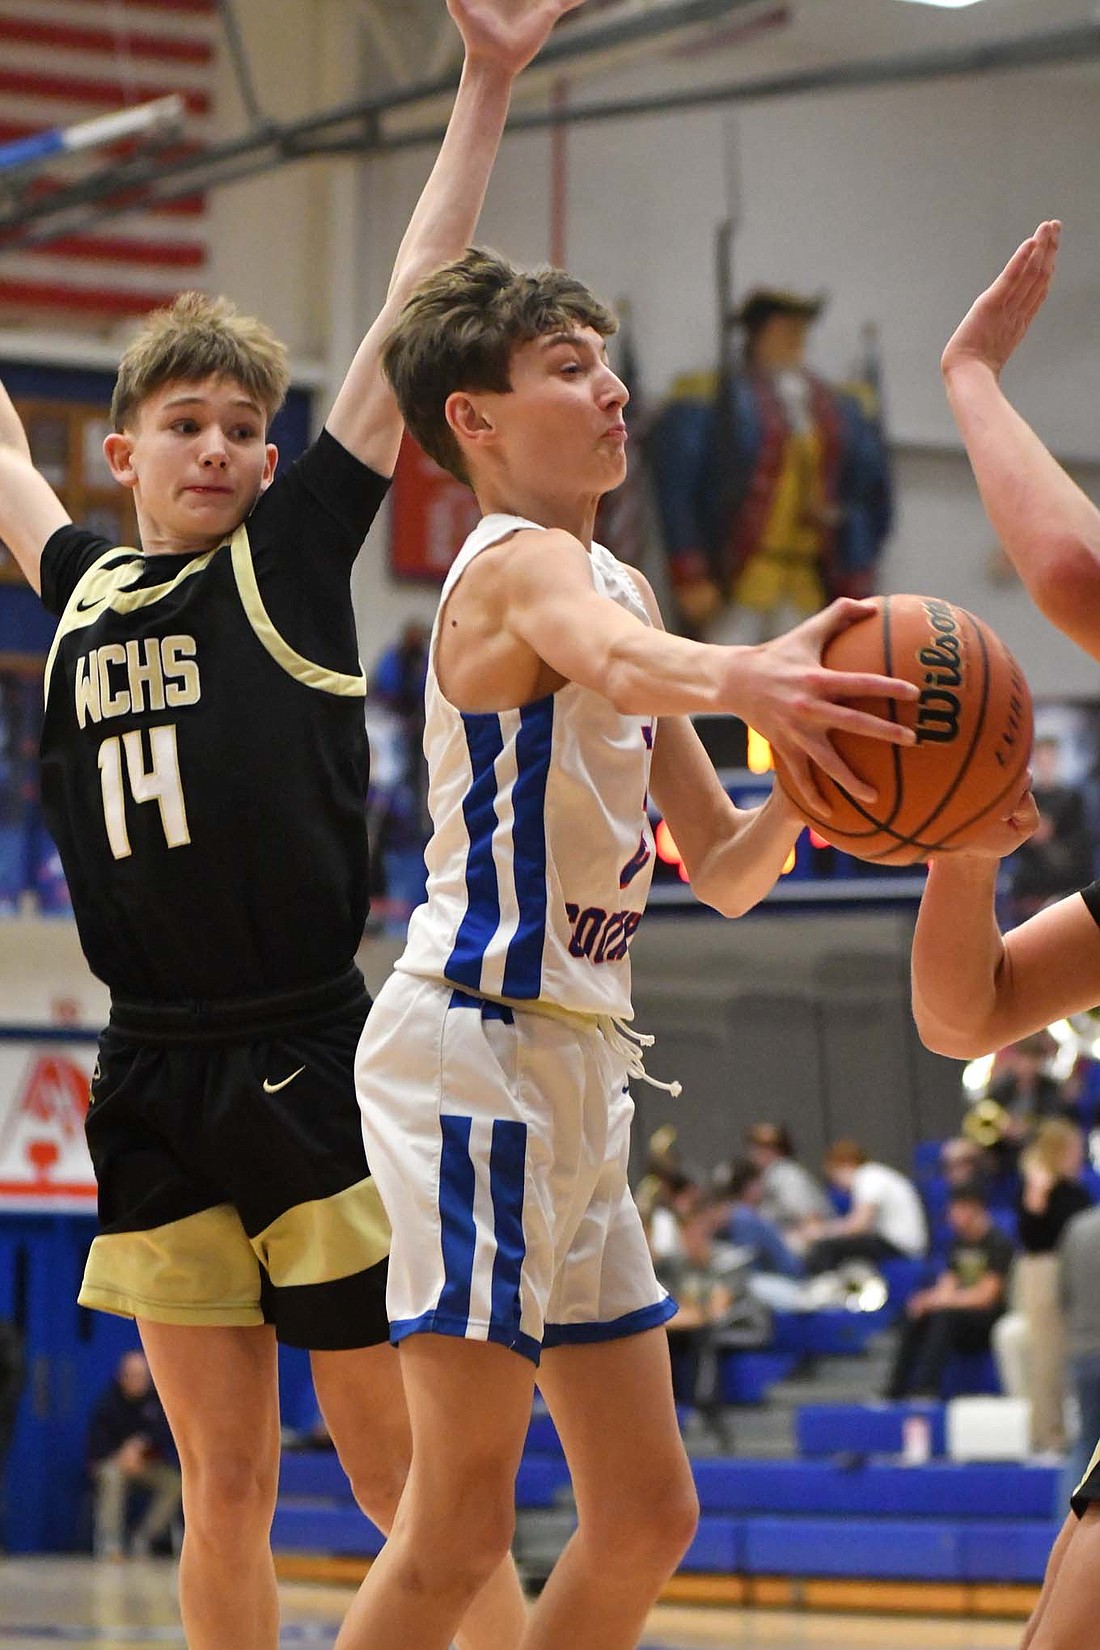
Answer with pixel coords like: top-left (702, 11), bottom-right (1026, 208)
top-left (651, 287), bottom-right (892, 642)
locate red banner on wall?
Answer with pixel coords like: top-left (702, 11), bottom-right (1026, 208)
top-left (389, 433), bottom-right (481, 583)
top-left (0, 1042), bottom-right (97, 1210)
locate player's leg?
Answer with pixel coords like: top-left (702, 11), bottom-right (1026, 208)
top-left (523, 1328), bottom-right (699, 1650)
top-left (1020, 1507), bottom-right (1100, 1649)
top-left (311, 1341), bottom-right (528, 1649)
top-left (138, 1321), bottom-right (281, 1650)
top-left (332, 1335), bottom-right (536, 1650)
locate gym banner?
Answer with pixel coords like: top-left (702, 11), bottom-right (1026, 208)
top-left (0, 1038), bottom-right (96, 1211)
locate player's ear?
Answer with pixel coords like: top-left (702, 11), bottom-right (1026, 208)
top-left (257, 442), bottom-right (278, 494)
top-left (446, 392), bottom-right (494, 447)
top-left (103, 431), bottom-right (137, 489)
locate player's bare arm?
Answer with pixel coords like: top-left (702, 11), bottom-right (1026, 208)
top-left (626, 570), bottom-right (803, 918)
top-left (0, 377), bottom-right (72, 595)
top-left (325, 0), bottom-right (585, 475)
top-left (909, 787), bottom-right (1100, 1060)
top-left (448, 529), bottom-right (920, 801)
top-left (648, 717), bottom-right (802, 918)
top-left (943, 220), bottom-right (1100, 660)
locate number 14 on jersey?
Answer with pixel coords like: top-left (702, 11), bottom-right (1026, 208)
top-left (97, 725), bottom-right (191, 860)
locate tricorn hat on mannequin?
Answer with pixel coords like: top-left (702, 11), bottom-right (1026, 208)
top-left (735, 287), bottom-right (827, 333)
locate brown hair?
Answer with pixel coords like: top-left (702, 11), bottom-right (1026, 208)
top-left (382, 246), bottom-right (617, 484)
top-left (110, 291), bottom-right (290, 432)
top-left (823, 1140), bottom-right (867, 1173)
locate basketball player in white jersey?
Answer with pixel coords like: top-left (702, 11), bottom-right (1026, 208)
top-left (349, 248), bottom-right (922, 1650)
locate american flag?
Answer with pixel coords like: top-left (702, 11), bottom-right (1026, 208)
top-left (0, 0), bottom-right (217, 322)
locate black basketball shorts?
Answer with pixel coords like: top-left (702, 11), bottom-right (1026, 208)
top-left (78, 967), bottom-right (389, 1350)
top-left (1073, 1440), bottom-right (1100, 1517)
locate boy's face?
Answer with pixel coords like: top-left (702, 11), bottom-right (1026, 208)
top-left (104, 374), bottom-right (277, 549)
top-left (452, 326), bottom-right (628, 500)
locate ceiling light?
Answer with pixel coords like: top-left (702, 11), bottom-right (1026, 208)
top-left (893, 1), bottom-right (992, 9)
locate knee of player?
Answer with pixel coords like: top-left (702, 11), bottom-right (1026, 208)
top-left (402, 1485), bottom-right (517, 1594)
top-left (582, 1465), bottom-right (699, 1575)
top-left (342, 1448), bottom-right (410, 1534)
top-left (178, 1446), bottom-right (279, 1533)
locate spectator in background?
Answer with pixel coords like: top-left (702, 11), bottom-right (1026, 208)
top-left (885, 1185), bottom-right (1013, 1401)
top-left (1016, 1119), bottom-right (1093, 1454)
top-left (1008, 736), bottom-right (1095, 923)
top-left (366, 619), bottom-right (432, 928)
top-left (645, 1168), bottom-right (702, 1268)
top-left (941, 1137), bottom-right (991, 1194)
top-left (745, 1122), bottom-right (831, 1231)
top-left (988, 1031), bottom-right (1076, 1142)
top-left (805, 1140), bottom-right (928, 1274)
top-left (1060, 1203), bottom-right (1100, 1501)
top-left (87, 1351), bottom-right (181, 1561)
top-left (714, 1159), bottom-right (806, 1281)
top-left (654, 1194), bottom-right (744, 1450)
top-left (368, 618), bottom-right (430, 814)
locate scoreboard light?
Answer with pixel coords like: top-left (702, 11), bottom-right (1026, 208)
top-left (746, 728), bottom-right (774, 775)
top-left (654, 818), bottom-right (688, 881)
top-left (653, 817), bottom-right (797, 880)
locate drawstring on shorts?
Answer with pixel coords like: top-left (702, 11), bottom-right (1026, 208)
top-left (598, 1017), bottom-right (682, 1098)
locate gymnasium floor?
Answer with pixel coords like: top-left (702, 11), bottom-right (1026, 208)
top-left (0, 1559), bottom-right (1024, 1649)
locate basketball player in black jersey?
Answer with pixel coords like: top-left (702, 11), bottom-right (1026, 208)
top-left (0, 6), bottom-right (586, 1648)
top-left (910, 221), bottom-right (1100, 1649)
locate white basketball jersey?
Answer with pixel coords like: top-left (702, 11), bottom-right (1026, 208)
top-left (397, 513), bottom-right (657, 1019)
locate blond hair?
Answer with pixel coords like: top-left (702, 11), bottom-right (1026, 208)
top-left (111, 291), bottom-right (289, 431)
top-left (1025, 1117), bottom-right (1082, 1177)
top-left (382, 247), bottom-right (617, 484)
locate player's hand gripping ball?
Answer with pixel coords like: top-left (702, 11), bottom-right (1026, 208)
top-left (774, 594), bottom-right (1033, 866)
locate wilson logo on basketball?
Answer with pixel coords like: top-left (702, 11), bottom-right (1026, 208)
top-left (915, 598), bottom-right (964, 745)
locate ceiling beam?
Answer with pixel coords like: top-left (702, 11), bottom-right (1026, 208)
top-left (3, 13), bottom-right (1099, 249)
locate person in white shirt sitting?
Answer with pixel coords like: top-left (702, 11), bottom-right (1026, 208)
top-left (803, 1139), bottom-right (929, 1274)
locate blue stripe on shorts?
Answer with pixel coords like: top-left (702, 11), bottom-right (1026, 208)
top-left (542, 1296), bottom-right (678, 1349)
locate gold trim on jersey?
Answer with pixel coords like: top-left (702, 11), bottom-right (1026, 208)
top-left (252, 1175), bottom-right (391, 1288)
top-left (79, 1204), bottom-right (265, 1327)
top-left (43, 545), bottom-right (217, 703)
top-left (230, 523), bottom-right (366, 698)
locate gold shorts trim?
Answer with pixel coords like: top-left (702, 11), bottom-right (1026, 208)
top-left (80, 1179), bottom-right (391, 1324)
top-left (253, 1176), bottom-right (391, 1288)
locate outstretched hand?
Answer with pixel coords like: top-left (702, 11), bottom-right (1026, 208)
top-left (732, 598), bottom-right (919, 810)
top-left (942, 220), bottom-right (1061, 382)
top-left (448, 0), bottom-right (587, 78)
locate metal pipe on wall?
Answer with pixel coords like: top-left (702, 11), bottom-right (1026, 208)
top-left (3, 17), bottom-right (1100, 248)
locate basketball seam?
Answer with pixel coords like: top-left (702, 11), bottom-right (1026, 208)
top-left (854, 750), bottom-right (1032, 863)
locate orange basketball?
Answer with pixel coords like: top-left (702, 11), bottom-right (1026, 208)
top-left (773, 594), bottom-right (1033, 866)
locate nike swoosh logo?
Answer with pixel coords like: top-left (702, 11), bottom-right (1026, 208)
top-left (76, 596), bottom-right (103, 613)
top-left (262, 1066), bottom-right (305, 1094)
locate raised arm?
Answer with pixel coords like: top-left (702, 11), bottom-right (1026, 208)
top-left (325, 0), bottom-right (583, 475)
top-left (0, 379), bottom-right (72, 595)
top-left (942, 220), bottom-right (1100, 661)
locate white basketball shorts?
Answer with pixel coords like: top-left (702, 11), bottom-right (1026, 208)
top-left (354, 972), bottom-right (675, 1364)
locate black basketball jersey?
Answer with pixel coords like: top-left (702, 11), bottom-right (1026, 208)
top-left (39, 430), bottom-right (389, 1002)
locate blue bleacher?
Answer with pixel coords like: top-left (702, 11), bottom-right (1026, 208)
top-left (271, 1425), bottom-right (1062, 1587)
top-left (796, 1400), bottom-right (946, 1458)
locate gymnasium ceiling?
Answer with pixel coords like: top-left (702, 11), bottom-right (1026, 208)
top-left (3, 0), bottom-right (1099, 249)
